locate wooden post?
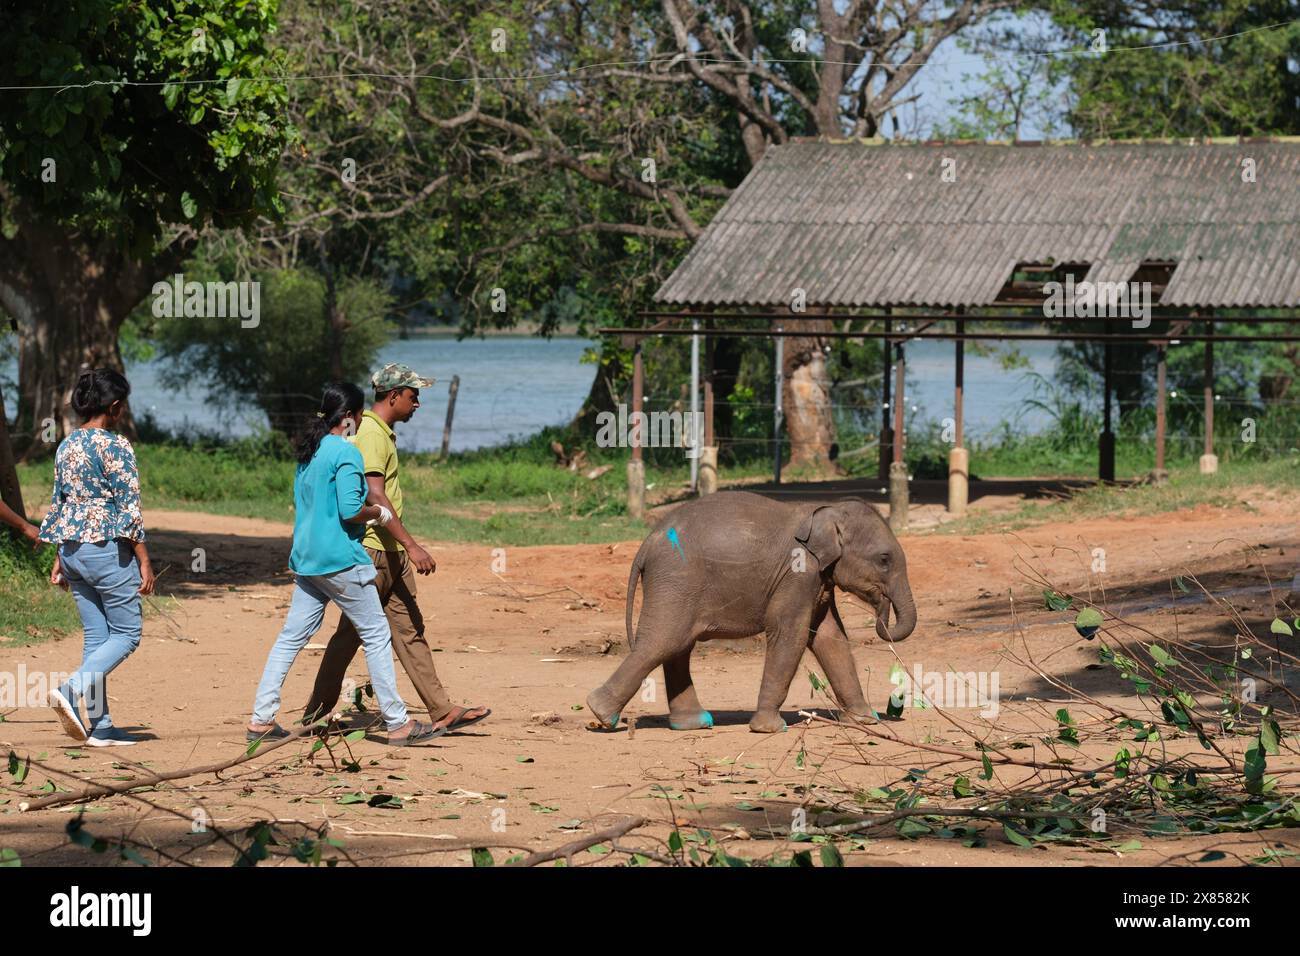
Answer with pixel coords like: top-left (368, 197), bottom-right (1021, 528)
top-left (627, 339), bottom-right (646, 519)
top-left (1154, 344), bottom-right (1168, 481)
top-left (948, 314), bottom-right (968, 515)
top-left (1099, 324), bottom-right (1115, 482)
top-left (0, 383), bottom-right (26, 522)
top-left (1201, 315), bottom-right (1218, 474)
top-left (889, 334), bottom-right (908, 532)
top-left (439, 375), bottom-right (460, 460)
top-left (773, 323), bottom-right (784, 483)
top-left (879, 310), bottom-right (893, 481)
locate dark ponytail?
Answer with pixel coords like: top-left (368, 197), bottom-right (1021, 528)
top-left (71, 368), bottom-right (131, 420)
top-left (297, 382), bottom-right (365, 464)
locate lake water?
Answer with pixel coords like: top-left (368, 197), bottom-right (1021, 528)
top-left (2, 336), bottom-right (1058, 451)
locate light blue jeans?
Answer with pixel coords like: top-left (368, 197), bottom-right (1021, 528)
top-left (59, 540), bottom-right (142, 734)
top-left (251, 563), bottom-right (409, 731)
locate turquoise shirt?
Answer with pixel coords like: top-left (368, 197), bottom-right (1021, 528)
top-left (289, 435), bottom-right (371, 576)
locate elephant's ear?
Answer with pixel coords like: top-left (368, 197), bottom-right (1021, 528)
top-left (795, 505), bottom-right (843, 570)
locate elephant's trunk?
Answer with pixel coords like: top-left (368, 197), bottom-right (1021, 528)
top-left (875, 575), bottom-right (917, 642)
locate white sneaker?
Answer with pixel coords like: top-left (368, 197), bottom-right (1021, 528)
top-left (86, 729), bottom-right (140, 747)
top-left (49, 688), bottom-right (88, 742)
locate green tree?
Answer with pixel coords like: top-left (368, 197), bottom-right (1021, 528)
top-left (1052, 0), bottom-right (1300, 138)
top-left (150, 267), bottom-right (392, 439)
top-left (0, 0), bottom-right (292, 465)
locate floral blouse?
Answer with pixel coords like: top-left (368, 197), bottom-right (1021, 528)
top-left (37, 428), bottom-right (146, 544)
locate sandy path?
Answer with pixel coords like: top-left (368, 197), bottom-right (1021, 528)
top-left (2, 498), bottom-right (1298, 866)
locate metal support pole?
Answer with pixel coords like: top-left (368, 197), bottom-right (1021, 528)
top-left (700, 329), bottom-right (717, 494)
top-left (627, 340), bottom-right (646, 519)
top-left (690, 318), bottom-right (700, 492)
top-left (773, 323), bottom-right (784, 483)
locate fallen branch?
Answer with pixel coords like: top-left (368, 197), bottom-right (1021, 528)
top-left (507, 815), bottom-right (646, 867)
top-left (16, 723), bottom-right (322, 813)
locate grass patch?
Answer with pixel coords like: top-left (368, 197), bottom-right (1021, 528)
top-left (0, 532), bottom-right (78, 646)
top-left (15, 420), bottom-right (1297, 549)
top-left (936, 455), bottom-right (1299, 536)
top-left (16, 430), bottom-right (746, 547)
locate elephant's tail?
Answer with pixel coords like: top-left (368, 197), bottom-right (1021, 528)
top-left (625, 542), bottom-right (648, 649)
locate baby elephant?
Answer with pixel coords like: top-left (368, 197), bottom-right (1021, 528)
top-left (587, 490), bottom-right (917, 733)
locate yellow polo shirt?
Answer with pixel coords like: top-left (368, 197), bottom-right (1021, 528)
top-left (351, 410), bottom-right (404, 552)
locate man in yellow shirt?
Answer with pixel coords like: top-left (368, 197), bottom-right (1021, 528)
top-left (303, 364), bottom-right (490, 736)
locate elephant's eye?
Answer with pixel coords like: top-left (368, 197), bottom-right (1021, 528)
top-left (878, 553), bottom-right (891, 569)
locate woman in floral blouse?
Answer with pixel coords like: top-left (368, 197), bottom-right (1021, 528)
top-left (38, 368), bottom-right (155, 747)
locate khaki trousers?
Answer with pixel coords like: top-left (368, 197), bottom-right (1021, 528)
top-left (303, 547), bottom-right (453, 723)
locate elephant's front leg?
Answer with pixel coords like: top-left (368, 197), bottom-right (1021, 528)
top-left (751, 613), bottom-right (813, 733)
top-left (810, 598), bottom-right (871, 719)
top-left (663, 650), bottom-right (713, 730)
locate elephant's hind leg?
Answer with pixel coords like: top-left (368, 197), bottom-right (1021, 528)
top-left (586, 630), bottom-right (672, 731)
top-left (663, 650), bottom-right (713, 730)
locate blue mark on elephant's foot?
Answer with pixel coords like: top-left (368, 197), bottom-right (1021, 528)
top-left (669, 710), bottom-right (714, 731)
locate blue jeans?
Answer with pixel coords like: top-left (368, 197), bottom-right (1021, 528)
top-left (251, 563), bottom-right (409, 731)
top-left (59, 540), bottom-right (142, 734)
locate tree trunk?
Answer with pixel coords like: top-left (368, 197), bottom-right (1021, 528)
top-left (0, 382), bottom-right (25, 519)
top-left (780, 316), bottom-right (841, 474)
top-left (0, 210), bottom-right (190, 460)
top-left (567, 337), bottom-right (625, 438)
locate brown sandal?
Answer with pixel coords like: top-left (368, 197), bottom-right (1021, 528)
top-left (438, 706), bottom-right (491, 733)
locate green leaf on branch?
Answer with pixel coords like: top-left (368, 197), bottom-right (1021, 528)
top-left (1003, 824), bottom-right (1034, 848)
top-left (1043, 590), bottom-right (1072, 612)
top-left (6, 751), bottom-right (28, 784)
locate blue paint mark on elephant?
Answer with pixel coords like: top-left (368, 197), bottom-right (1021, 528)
top-left (666, 526), bottom-right (686, 561)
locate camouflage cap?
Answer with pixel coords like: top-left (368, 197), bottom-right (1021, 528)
top-left (371, 363), bottom-right (435, 392)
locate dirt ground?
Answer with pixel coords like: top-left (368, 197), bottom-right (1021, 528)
top-left (3, 490), bottom-right (1299, 867)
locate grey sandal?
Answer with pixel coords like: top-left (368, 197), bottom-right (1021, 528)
top-left (389, 719), bottom-right (443, 747)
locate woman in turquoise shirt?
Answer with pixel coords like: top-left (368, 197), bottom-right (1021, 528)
top-left (247, 383), bottom-right (435, 746)
top-left (39, 368), bottom-right (155, 747)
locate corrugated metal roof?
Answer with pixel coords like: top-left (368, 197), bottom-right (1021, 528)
top-left (655, 140), bottom-right (1300, 308)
